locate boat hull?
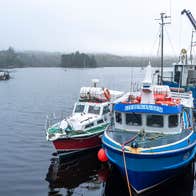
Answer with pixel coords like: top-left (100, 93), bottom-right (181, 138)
top-left (53, 134), bottom-right (102, 156)
top-left (102, 133), bottom-right (196, 193)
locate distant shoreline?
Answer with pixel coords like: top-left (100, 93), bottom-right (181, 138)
top-left (1, 65), bottom-right (173, 69)
top-left (0, 48), bottom-right (177, 69)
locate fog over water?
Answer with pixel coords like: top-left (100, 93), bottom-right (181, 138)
top-left (0, 0), bottom-right (196, 55)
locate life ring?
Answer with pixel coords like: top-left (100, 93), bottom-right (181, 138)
top-left (166, 101), bottom-right (176, 106)
top-left (104, 88), bottom-right (111, 100)
top-left (175, 98), bottom-right (181, 104)
top-left (156, 101), bottom-right (162, 105)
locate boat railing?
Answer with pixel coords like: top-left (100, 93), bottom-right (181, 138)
top-left (45, 112), bottom-right (66, 130)
top-left (170, 91), bottom-right (192, 100)
top-left (162, 76), bottom-right (174, 82)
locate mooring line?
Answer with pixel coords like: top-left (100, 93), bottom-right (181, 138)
top-left (122, 144), bottom-right (132, 196)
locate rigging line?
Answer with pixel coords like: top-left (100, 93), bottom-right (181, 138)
top-left (179, 14), bottom-right (183, 52)
top-left (156, 26), bottom-right (162, 57)
top-left (150, 25), bottom-right (161, 57)
top-left (169, 0), bottom-right (172, 23)
top-left (165, 28), bottom-right (177, 56)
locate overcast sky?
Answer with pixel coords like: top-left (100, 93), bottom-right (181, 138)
top-left (0, 0), bottom-right (196, 56)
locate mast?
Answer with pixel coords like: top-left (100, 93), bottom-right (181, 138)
top-left (156, 13), bottom-right (170, 84)
top-left (160, 13), bottom-right (164, 84)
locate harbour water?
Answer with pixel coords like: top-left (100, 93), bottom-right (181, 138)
top-left (0, 67), bottom-right (195, 196)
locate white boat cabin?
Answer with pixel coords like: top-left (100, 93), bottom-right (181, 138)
top-left (59, 86), bottom-right (124, 131)
top-left (73, 102), bottom-right (111, 117)
top-left (114, 111), bottom-right (183, 134)
top-left (113, 65), bottom-right (193, 135)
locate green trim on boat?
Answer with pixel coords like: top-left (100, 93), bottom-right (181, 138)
top-left (47, 123), bottom-right (109, 136)
top-left (69, 123), bottom-right (109, 136)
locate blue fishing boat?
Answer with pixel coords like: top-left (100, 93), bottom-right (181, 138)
top-left (101, 64), bottom-right (196, 194)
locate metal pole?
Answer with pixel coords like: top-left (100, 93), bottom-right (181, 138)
top-left (156, 13), bottom-right (170, 85)
top-left (160, 13), bottom-right (164, 85)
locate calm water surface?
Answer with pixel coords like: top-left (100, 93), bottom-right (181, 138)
top-left (0, 67), bottom-right (195, 196)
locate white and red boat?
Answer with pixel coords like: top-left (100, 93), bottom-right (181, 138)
top-left (46, 80), bottom-right (124, 156)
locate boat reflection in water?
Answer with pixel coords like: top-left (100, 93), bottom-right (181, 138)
top-left (46, 149), bottom-right (194, 195)
top-left (45, 150), bottom-right (109, 196)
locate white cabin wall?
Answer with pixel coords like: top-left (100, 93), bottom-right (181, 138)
top-left (114, 112), bottom-right (181, 134)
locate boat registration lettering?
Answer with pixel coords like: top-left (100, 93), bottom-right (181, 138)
top-left (124, 104), bottom-right (163, 113)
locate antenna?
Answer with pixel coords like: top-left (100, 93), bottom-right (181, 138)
top-left (92, 79), bottom-right (99, 87)
top-left (155, 13), bottom-right (171, 84)
top-left (169, 0), bottom-right (172, 23)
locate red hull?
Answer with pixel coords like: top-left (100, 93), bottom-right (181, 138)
top-left (53, 134), bottom-right (102, 153)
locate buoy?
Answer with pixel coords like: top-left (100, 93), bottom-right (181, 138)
top-left (131, 141), bottom-right (138, 148)
top-left (97, 148), bottom-right (108, 162)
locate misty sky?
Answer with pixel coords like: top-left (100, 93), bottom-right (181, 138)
top-left (0, 0), bottom-right (196, 55)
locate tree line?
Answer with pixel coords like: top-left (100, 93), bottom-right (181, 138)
top-left (61, 51), bottom-right (97, 67)
top-left (0, 47), bottom-right (24, 67)
top-left (0, 47), bottom-right (178, 68)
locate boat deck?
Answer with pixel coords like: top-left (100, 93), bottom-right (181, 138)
top-left (106, 128), bottom-right (191, 148)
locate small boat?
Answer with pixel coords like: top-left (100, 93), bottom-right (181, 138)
top-left (46, 79), bottom-right (124, 156)
top-left (0, 71), bottom-right (10, 80)
top-left (102, 64), bottom-right (196, 194)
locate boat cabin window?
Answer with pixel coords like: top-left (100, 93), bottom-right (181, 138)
top-left (97, 119), bottom-right (104, 124)
top-left (169, 115), bottom-right (178, 127)
top-left (103, 105), bottom-right (110, 115)
top-left (74, 104), bottom-right (85, 113)
top-left (174, 65), bottom-right (183, 84)
top-left (115, 112), bottom-right (122, 124)
top-left (88, 105), bottom-right (100, 115)
top-left (85, 123), bottom-right (94, 129)
top-left (147, 115), bottom-right (163, 127)
top-left (126, 113), bottom-right (142, 126)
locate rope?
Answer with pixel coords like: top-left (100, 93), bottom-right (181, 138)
top-left (165, 28), bottom-right (177, 56)
top-left (123, 134), bottom-right (138, 146)
top-left (121, 133), bottom-right (138, 196)
top-left (156, 27), bottom-right (161, 57)
top-left (149, 25), bottom-right (161, 57)
top-left (122, 144), bottom-right (132, 196)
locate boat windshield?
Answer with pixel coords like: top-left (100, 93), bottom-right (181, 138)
top-left (88, 105), bottom-right (100, 115)
top-left (169, 115), bottom-right (178, 127)
top-left (147, 115), bottom-right (163, 128)
top-left (74, 104), bottom-right (85, 113)
top-left (126, 113), bottom-right (142, 126)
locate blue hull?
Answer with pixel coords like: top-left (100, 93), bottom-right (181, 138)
top-left (102, 132), bottom-right (196, 193)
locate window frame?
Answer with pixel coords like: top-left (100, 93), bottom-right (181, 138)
top-left (146, 114), bottom-right (164, 128)
top-left (125, 113), bottom-right (142, 126)
top-left (168, 114), bottom-right (178, 128)
top-left (74, 104), bottom-right (85, 113)
top-left (115, 112), bottom-right (122, 124)
top-left (88, 105), bottom-right (101, 115)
